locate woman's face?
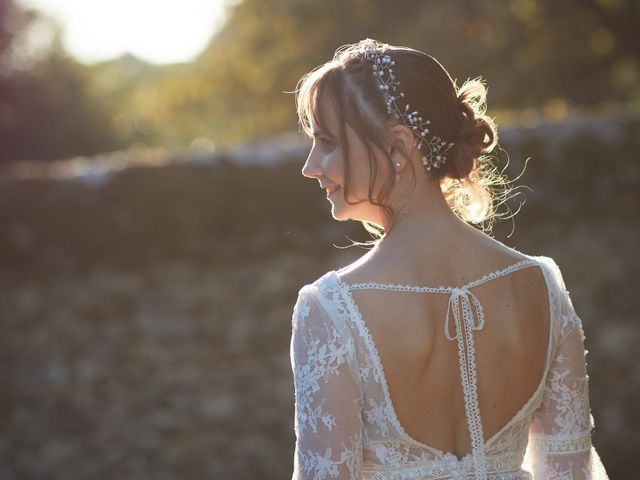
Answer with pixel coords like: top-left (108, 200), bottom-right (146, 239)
top-left (301, 93), bottom-right (389, 225)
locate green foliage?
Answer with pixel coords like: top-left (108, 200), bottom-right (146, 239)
top-left (1, 0), bottom-right (639, 162)
top-left (174, 0), bottom-right (640, 151)
top-left (0, 1), bottom-right (120, 163)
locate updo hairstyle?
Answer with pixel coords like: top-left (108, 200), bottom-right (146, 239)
top-left (294, 38), bottom-right (522, 241)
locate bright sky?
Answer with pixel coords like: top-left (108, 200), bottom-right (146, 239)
top-left (17, 0), bottom-right (236, 65)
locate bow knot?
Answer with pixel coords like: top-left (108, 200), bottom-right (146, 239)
top-left (452, 286), bottom-right (467, 296)
top-left (444, 287), bottom-right (485, 341)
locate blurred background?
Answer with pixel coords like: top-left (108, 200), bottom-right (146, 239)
top-left (0, 0), bottom-right (638, 478)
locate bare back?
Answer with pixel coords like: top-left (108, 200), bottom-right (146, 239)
top-left (336, 250), bottom-right (550, 460)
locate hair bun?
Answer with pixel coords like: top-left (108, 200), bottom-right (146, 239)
top-left (457, 101), bottom-right (495, 152)
top-left (442, 79), bottom-right (498, 180)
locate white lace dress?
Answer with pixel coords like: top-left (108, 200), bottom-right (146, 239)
top-left (289, 255), bottom-right (609, 479)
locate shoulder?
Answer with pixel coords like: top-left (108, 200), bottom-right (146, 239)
top-left (520, 254), bottom-right (573, 303)
top-left (529, 255), bottom-right (581, 325)
top-left (296, 269), bottom-right (339, 298)
top-left (527, 255), bottom-right (569, 289)
top-left (291, 272), bottom-right (358, 363)
top-left (292, 269), bottom-right (345, 325)
top-left (336, 246), bottom-right (542, 287)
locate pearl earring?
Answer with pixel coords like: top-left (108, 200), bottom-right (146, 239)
top-left (395, 162), bottom-right (401, 182)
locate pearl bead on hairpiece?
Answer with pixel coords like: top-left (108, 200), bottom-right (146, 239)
top-left (362, 43), bottom-right (455, 172)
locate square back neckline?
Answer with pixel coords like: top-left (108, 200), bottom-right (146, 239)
top-left (335, 257), bottom-right (540, 292)
top-left (328, 257), bottom-right (555, 463)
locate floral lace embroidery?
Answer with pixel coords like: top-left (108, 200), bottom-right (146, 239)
top-left (292, 288), bottom-right (364, 479)
top-left (365, 398), bottom-right (392, 437)
top-left (298, 432), bottom-right (363, 480)
top-left (291, 256), bottom-right (609, 479)
top-left (293, 294), bottom-right (355, 435)
top-left (540, 364), bottom-right (591, 435)
top-left (529, 298), bottom-right (594, 457)
top-left (530, 454), bottom-right (590, 480)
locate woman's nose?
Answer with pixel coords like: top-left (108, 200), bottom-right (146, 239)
top-left (301, 151), bottom-right (321, 179)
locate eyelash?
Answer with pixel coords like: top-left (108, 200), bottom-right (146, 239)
top-left (317, 138), bottom-right (335, 149)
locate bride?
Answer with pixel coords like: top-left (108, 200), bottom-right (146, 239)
top-left (288, 38), bottom-right (609, 479)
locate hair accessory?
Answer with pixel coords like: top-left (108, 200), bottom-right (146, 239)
top-left (362, 43), bottom-right (455, 171)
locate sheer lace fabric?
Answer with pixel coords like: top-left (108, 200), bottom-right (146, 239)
top-left (290, 255), bottom-right (609, 479)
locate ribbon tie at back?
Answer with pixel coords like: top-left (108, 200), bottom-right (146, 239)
top-left (444, 286), bottom-right (485, 341)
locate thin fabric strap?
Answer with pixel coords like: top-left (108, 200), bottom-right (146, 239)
top-left (444, 286), bottom-right (488, 479)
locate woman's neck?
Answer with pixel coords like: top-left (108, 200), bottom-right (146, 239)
top-left (360, 187), bottom-right (503, 282)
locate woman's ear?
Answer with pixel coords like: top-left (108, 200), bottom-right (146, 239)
top-left (387, 124), bottom-right (413, 157)
top-left (395, 139), bottom-right (405, 153)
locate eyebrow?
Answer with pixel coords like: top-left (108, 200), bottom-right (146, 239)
top-left (312, 129), bottom-right (338, 140)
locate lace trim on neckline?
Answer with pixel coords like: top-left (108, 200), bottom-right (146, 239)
top-left (338, 258), bottom-right (540, 293)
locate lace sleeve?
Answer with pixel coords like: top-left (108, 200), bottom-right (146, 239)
top-left (525, 261), bottom-right (609, 479)
top-left (290, 285), bottom-right (363, 480)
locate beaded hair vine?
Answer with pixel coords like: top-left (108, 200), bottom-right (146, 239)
top-left (362, 43), bottom-right (455, 171)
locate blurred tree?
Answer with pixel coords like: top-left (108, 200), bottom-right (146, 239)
top-left (148, 0), bottom-right (639, 152)
top-left (0, 0), bottom-right (118, 164)
top-left (83, 53), bottom-right (165, 148)
top-left (2, 0), bottom-right (638, 161)
top-left (0, 0), bottom-right (32, 67)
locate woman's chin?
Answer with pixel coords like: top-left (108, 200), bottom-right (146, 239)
top-left (330, 205), bottom-right (347, 220)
